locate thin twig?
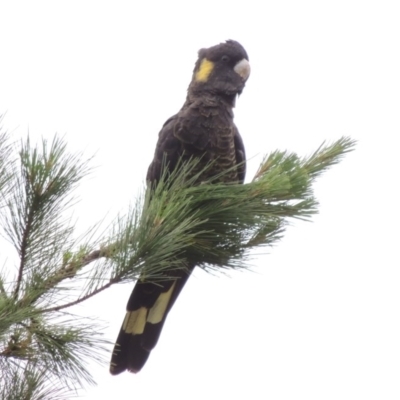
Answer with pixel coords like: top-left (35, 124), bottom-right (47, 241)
top-left (41, 276), bottom-right (120, 313)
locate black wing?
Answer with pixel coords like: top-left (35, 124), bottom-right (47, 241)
top-left (110, 115), bottom-right (198, 374)
top-left (146, 115), bottom-right (182, 184)
top-left (233, 126), bottom-right (246, 184)
top-left (110, 109), bottom-right (246, 374)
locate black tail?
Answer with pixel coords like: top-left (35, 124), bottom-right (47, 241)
top-left (110, 266), bottom-right (193, 374)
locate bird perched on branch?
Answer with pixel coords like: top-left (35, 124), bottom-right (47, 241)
top-left (110, 40), bottom-right (250, 374)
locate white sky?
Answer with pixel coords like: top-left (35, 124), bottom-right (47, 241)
top-left (1, 1), bottom-right (399, 399)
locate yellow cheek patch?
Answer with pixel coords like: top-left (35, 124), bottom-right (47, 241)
top-left (195, 58), bottom-right (214, 82)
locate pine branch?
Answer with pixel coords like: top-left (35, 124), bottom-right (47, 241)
top-left (17, 247), bottom-right (106, 309)
top-left (14, 202), bottom-right (34, 299)
top-left (0, 134), bottom-right (99, 397)
top-left (42, 137), bottom-right (356, 309)
top-left (0, 132), bottom-right (356, 398)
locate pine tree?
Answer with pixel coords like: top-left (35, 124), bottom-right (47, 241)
top-left (0, 124), bottom-right (355, 399)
